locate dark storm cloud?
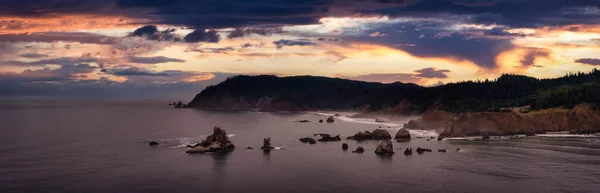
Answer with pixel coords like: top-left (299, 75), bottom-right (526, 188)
top-left (183, 29), bottom-right (220, 43)
top-left (19, 53), bottom-right (50, 59)
top-left (575, 58), bottom-right (600, 66)
top-left (273, 39), bottom-right (316, 49)
top-left (413, 67), bottom-right (451, 78)
top-left (347, 21), bottom-right (514, 68)
top-left (227, 28), bottom-right (283, 39)
top-left (129, 25), bottom-right (181, 41)
top-left (520, 48), bottom-right (550, 67)
top-left (128, 56), bottom-right (185, 64)
top-left (3, 0), bottom-right (600, 29)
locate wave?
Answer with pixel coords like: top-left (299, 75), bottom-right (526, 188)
top-left (536, 134), bottom-right (598, 138)
top-left (308, 111), bottom-right (401, 127)
top-left (408, 129), bottom-right (439, 138)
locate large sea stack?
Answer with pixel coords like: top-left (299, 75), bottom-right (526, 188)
top-left (395, 128), bottom-right (411, 140)
top-left (186, 126), bottom-right (235, 154)
top-left (347, 129), bottom-right (392, 141)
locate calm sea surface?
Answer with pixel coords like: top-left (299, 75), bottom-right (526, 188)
top-left (1, 99), bottom-right (600, 193)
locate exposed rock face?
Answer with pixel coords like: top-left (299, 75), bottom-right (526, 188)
top-left (314, 134), bottom-right (341, 142)
top-left (395, 128), bottom-right (411, 140)
top-left (352, 147), bottom-right (365, 153)
top-left (347, 129), bottom-right (391, 141)
top-left (326, 116), bottom-right (335, 123)
top-left (299, 137), bottom-right (317, 144)
top-left (185, 126), bottom-right (235, 154)
top-left (261, 137), bottom-right (275, 151)
top-left (416, 147), bottom-right (432, 154)
top-left (404, 148), bottom-right (413, 155)
top-left (342, 143), bottom-right (349, 150)
top-left (148, 141), bottom-right (159, 146)
top-left (374, 140), bottom-right (394, 156)
top-left (406, 103), bottom-right (600, 137)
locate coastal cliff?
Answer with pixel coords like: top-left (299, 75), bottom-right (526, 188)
top-left (186, 70), bottom-right (600, 136)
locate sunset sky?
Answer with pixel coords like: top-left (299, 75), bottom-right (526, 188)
top-left (2, 0), bottom-right (600, 98)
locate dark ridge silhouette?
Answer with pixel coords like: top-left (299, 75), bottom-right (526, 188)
top-left (187, 69), bottom-right (600, 113)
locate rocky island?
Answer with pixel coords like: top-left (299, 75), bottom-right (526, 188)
top-left (184, 70), bottom-right (600, 137)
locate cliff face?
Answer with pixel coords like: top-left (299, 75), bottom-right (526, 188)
top-left (407, 103), bottom-right (600, 137)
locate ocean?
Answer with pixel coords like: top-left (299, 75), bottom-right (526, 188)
top-left (1, 99), bottom-right (599, 193)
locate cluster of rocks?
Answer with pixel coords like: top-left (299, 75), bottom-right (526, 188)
top-left (314, 134), bottom-right (341, 142)
top-left (299, 137), bottom-right (317, 144)
top-left (347, 129), bottom-right (392, 140)
top-left (185, 126), bottom-right (235, 154)
top-left (171, 101), bottom-right (187, 108)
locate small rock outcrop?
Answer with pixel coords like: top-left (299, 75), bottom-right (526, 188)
top-left (314, 134), bottom-right (341, 142)
top-left (352, 147), bottom-right (365, 153)
top-left (374, 140), bottom-right (394, 156)
top-left (347, 129), bottom-right (392, 141)
top-left (394, 128), bottom-right (411, 140)
top-left (326, 116), bottom-right (335, 123)
top-left (246, 146), bottom-right (254, 150)
top-left (456, 148), bottom-right (461, 152)
top-left (261, 137), bottom-right (275, 152)
top-left (438, 149), bottom-right (446, 152)
top-left (299, 137), bottom-right (317, 144)
top-left (342, 143), bottom-right (349, 150)
top-left (482, 135), bottom-right (491, 140)
top-left (294, 120), bottom-right (310, 123)
top-left (404, 148), bottom-right (413, 155)
top-left (319, 119), bottom-right (323, 123)
top-left (185, 126), bottom-right (235, 154)
top-left (416, 147), bottom-right (432, 154)
top-left (148, 141), bottom-right (159, 146)
top-left (174, 101), bottom-right (184, 108)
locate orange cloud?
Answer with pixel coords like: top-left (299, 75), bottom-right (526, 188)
top-left (0, 15), bottom-right (149, 34)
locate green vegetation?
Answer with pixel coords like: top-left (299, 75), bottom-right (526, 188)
top-left (191, 69), bottom-right (600, 113)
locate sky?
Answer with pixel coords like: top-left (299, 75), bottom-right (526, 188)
top-left (2, 0), bottom-right (600, 99)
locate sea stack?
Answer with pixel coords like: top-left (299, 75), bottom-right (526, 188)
top-left (342, 143), bottom-right (349, 150)
top-left (261, 137), bottom-right (275, 152)
top-left (326, 116), bottom-right (335, 123)
top-left (374, 140), bottom-right (395, 156)
top-left (395, 128), bottom-right (411, 141)
top-left (185, 126), bottom-right (235, 154)
top-left (347, 129), bottom-right (392, 141)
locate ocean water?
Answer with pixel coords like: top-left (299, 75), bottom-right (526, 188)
top-left (1, 99), bottom-right (600, 193)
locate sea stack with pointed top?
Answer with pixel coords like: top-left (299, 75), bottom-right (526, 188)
top-left (185, 126), bottom-right (235, 154)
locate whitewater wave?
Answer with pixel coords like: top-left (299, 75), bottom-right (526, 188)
top-left (309, 112), bottom-right (401, 127)
top-left (408, 129), bottom-right (439, 138)
top-left (536, 134), bottom-right (598, 138)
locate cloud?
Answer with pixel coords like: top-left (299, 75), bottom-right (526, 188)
top-left (520, 48), bottom-right (550, 67)
top-left (325, 51), bottom-right (348, 63)
top-left (227, 28), bottom-right (281, 39)
top-left (413, 67), bottom-right (451, 79)
top-left (0, 64), bottom-right (97, 82)
top-left (185, 46), bottom-right (235, 53)
top-left (482, 27), bottom-right (527, 38)
top-left (128, 56), bottom-right (186, 64)
top-left (0, 32), bottom-right (119, 44)
top-left (129, 25), bottom-right (181, 41)
top-left (19, 53), bottom-right (49, 59)
top-left (342, 73), bottom-right (422, 84)
top-left (273, 39), bottom-right (316, 49)
top-left (575, 58), bottom-right (600, 66)
top-left (184, 29), bottom-right (220, 43)
top-left (4, 57), bottom-right (101, 67)
top-left (107, 67), bottom-right (183, 77)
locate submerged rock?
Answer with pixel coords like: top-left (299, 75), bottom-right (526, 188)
top-left (374, 140), bottom-right (394, 156)
top-left (299, 137), bottom-right (317, 144)
top-left (326, 116), bottom-right (335, 123)
top-left (185, 126), bottom-right (235, 154)
top-left (294, 120), bottom-right (310, 123)
top-left (148, 141), bottom-right (160, 146)
top-left (482, 135), bottom-right (491, 140)
top-left (315, 134), bottom-right (341, 142)
top-left (438, 149), bottom-right (446, 152)
top-left (395, 128), bottom-right (411, 140)
top-left (342, 143), bottom-right (349, 150)
top-left (352, 147), bottom-right (365, 153)
top-left (404, 148), bottom-right (413, 155)
top-left (261, 137), bottom-right (275, 152)
top-left (347, 129), bottom-right (391, 141)
top-left (246, 146), bottom-right (254, 150)
top-left (416, 147), bottom-right (432, 154)
top-left (319, 119), bottom-right (323, 123)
